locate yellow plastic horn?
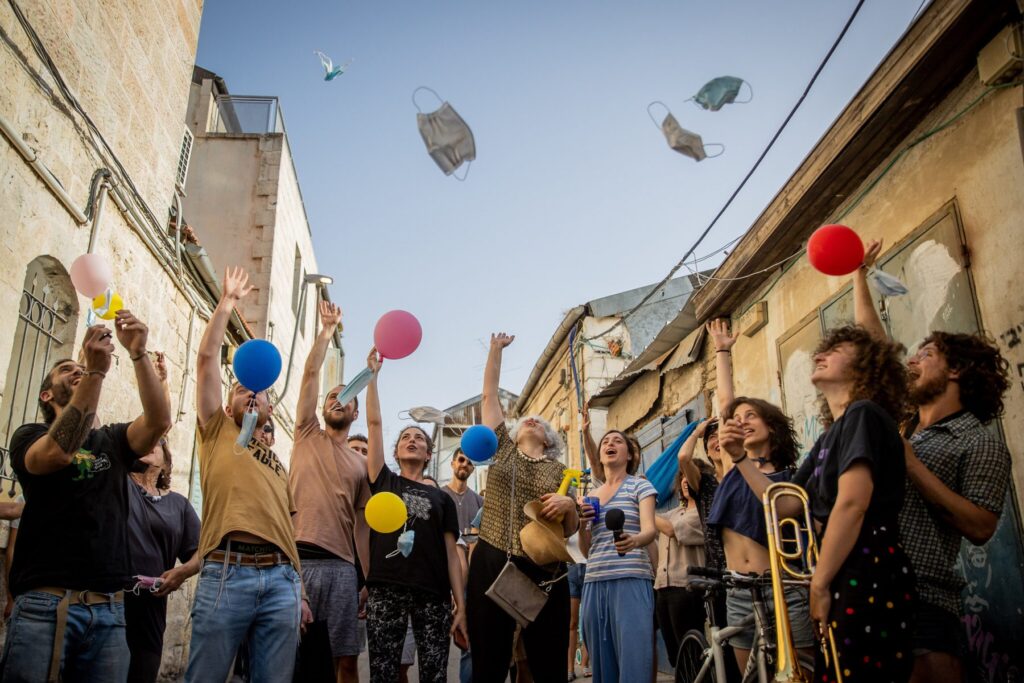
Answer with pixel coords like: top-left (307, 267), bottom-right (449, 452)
top-left (557, 468), bottom-right (583, 496)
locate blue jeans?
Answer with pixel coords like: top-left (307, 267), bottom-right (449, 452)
top-left (186, 560), bottom-right (302, 683)
top-left (0, 590), bottom-right (129, 682)
top-left (581, 578), bottom-right (654, 683)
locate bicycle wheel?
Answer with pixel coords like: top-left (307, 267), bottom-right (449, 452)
top-left (675, 629), bottom-right (717, 683)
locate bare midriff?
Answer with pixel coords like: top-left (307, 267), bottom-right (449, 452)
top-left (722, 528), bottom-right (771, 575)
top-left (226, 531), bottom-right (270, 544)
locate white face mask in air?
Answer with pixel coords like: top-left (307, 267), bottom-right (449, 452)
top-left (647, 102), bottom-right (724, 161)
top-left (414, 87), bottom-right (475, 180)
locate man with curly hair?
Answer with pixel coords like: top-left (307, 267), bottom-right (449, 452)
top-left (855, 239), bottom-right (1012, 683)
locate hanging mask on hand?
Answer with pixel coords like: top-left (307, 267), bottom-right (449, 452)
top-left (868, 267), bottom-right (909, 297)
top-left (237, 397), bottom-right (259, 448)
top-left (691, 76), bottom-right (752, 112)
top-left (648, 103), bottom-right (724, 162)
top-left (414, 87), bottom-right (476, 180)
top-left (387, 528), bottom-right (416, 558)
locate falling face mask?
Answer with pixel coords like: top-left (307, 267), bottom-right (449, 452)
top-left (237, 397), bottom-right (259, 448)
top-left (403, 406), bottom-right (450, 424)
top-left (660, 113), bottom-right (723, 161)
top-left (416, 102), bottom-right (476, 178)
top-left (692, 76), bottom-right (749, 111)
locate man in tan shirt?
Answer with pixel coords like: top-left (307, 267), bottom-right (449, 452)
top-left (186, 267), bottom-right (311, 683)
top-left (290, 300), bottom-right (371, 683)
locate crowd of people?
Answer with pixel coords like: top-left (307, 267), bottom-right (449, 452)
top-left (0, 236), bottom-right (1014, 683)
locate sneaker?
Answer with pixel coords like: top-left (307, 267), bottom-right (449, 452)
top-left (568, 674), bottom-right (576, 682)
top-left (582, 666), bottom-right (592, 678)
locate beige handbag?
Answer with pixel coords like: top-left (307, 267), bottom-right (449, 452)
top-left (485, 451), bottom-right (564, 625)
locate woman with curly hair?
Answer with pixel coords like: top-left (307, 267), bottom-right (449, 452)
top-left (704, 321), bottom-right (816, 676)
top-left (723, 324), bottom-right (916, 682)
top-left (466, 333), bottom-right (579, 682)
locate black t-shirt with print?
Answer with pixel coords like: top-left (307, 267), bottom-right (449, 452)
top-left (367, 465), bottom-right (459, 597)
top-left (9, 422), bottom-right (142, 594)
top-left (794, 400), bottom-right (905, 530)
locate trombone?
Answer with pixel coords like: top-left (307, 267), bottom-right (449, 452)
top-left (762, 482), bottom-right (843, 683)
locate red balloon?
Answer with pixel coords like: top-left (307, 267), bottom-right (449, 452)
top-left (807, 224), bottom-right (864, 276)
top-left (374, 310), bottom-right (422, 360)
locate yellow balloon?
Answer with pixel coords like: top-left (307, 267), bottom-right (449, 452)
top-left (365, 491), bottom-right (408, 534)
top-left (91, 292), bottom-right (123, 320)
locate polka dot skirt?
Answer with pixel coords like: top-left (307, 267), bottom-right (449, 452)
top-left (816, 523), bottom-right (915, 683)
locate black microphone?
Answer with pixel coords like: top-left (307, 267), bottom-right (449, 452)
top-left (605, 508), bottom-right (626, 556)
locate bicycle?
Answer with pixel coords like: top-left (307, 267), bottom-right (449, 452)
top-left (673, 566), bottom-right (778, 683)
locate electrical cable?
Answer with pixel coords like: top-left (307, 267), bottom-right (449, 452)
top-left (583, 0), bottom-right (866, 342)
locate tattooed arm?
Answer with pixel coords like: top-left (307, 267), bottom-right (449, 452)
top-left (25, 326), bottom-right (113, 475)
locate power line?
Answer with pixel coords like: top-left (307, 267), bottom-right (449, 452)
top-left (584, 0), bottom-right (867, 342)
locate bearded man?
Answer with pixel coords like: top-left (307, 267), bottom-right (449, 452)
top-left (855, 240), bottom-right (1012, 683)
top-left (290, 300), bottom-right (371, 683)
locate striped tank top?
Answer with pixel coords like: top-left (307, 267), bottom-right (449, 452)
top-left (584, 475), bottom-right (657, 583)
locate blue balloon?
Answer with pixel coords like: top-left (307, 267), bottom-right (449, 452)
top-left (461, 425), bottom-right (498, 462)
top-left (233, 339), bottom-right (282, 393)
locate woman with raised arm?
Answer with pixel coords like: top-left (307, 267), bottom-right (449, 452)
top-left (466, 333), bottom-right (579, 683)
top-left (722, 325), bottom-right (915, 682)
top-left (702, 318), bottom-right (817, 676)
top-left (577, 430), bottom-right (658, 682)
top-left (363, 349), bottom-right (467, 683)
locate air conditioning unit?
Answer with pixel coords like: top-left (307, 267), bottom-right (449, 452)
top-left (978, 24), bottom-right (1023, 86)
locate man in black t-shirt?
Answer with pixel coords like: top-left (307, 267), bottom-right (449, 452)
top-left (1, 314), bottom-right (171, 683)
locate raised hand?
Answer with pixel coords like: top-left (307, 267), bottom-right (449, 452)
top-left (694, 417), bottom-right (717, 439)
top-left (718, 419), bottom-right (747, 461)
top-left (862, 238), bottom-right (882, 269)
top-left (319, 300), bottom-right (342, 333)
top-left (490, 332), bottom-right (515, 349)
top-left (114, 310), bottom-right (149, 358)
top-left (707, 318), bottom-right (738, 352)
top-left (367, 346), bottom-right (382, 374)
top-left (82, 325), bottom-right (115, 375)
top-left (581, 402), bottom-right (591, 432)
top-left (222, 267), bottom-right (253, 303)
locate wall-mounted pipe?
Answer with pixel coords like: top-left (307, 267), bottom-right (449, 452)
top-left (86, 181), bottom-right (109, 254)
top-left (0, 112), bottom-right (87, 224)
top-left (172, 190), bottom-right (185, 278)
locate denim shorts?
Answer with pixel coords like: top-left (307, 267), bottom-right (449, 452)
top-left (725, 584), bottom-right (815, 650)
top-left (568, 563), bottom-right (587, 599)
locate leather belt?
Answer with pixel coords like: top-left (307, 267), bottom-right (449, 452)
top-left (33, 587), bottom-right (124, 683)
top-left (208, 549), bottom-right (290, 567)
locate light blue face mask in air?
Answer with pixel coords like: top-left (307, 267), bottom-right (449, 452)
top-left (414, 87), bottom-right (476, 180)
top-left (690, 76), bottom-right (753, 112)
top-left (237, 396), bottom-right (259, 448)
top-left (867, 267), bottom-right (909, 297)
top-left (647, 102), bottom-right (724, 161)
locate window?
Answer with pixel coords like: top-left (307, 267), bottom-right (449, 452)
top-left (291, 247), bottom-right (302, 314)
top-left (176, 127), bottom-right (194, 189)
top-left (1, 256), bottom-right (79, 447)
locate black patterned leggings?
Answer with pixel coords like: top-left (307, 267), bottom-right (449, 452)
top-left (367, 585), bottom-right (452, 683)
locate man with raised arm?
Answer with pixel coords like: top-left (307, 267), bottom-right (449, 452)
top-left (2, 311), bottom-right (171, 682)
top-left (186, 267), bottom-right (310, 683)
top-left (290, 300), bottom-right (371, 683)
top-left (854, 239), bottom-right (1012, 683)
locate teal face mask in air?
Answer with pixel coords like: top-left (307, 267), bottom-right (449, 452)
top-left (691, 76), bottom-right (752, 112)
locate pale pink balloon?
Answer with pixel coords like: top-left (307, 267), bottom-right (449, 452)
top-left (373, 310), bottom-right (422, 360)
top-left (69, 253), bottom-right (113, 298)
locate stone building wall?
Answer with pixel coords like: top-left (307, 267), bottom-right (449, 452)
top-left (0, 1), bottom-right (205, 678)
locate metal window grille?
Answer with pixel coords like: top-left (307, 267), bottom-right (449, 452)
top-left (1, 260), bottom-right (76, 449)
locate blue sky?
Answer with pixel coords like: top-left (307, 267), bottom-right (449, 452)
top-left (196, 0), bottom-right (927, 448)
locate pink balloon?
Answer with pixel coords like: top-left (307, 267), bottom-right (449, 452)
top-left (374, 310), bottom-right (422, 360)
top-left (69, 254), bottom-right (113, 298)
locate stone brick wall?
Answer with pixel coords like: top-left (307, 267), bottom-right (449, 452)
top-left (0, 1), bottom-right (204, 679)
